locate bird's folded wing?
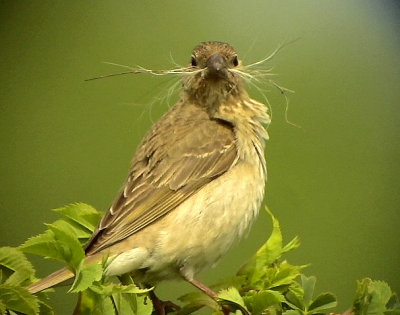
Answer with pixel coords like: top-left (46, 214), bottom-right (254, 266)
top-left (85, 102), bottom-right (238, 254)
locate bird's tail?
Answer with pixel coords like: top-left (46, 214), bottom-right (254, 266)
top-left (27, 267), bottom-right (74, 294)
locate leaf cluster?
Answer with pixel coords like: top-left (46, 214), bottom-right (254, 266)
top-left (176, 208), bottom-right (337, 315)
top-left (353, 278), bottom-right (400, 315)
top-left (0, 203), bottom-right (152, 315)
top-left (0, 247), bottom-right (53, 315)
top-left (0, 203), bottom-right (398, 315)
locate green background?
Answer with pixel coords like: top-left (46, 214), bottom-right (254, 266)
top-left (1, 1), bottom-right (399, 313)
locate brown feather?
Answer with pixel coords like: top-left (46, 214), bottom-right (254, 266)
top-left (27, 268), bottom-right (74, 294)
top-left (85, 101), bottom-right (237, 254)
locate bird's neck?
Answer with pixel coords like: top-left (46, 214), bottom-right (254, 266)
top-left (181, 85), bottom-right (270, 172)
top-left (182, 77), bottom-right (244, 108)
top-left (218, 97), bottom-right (270, 170)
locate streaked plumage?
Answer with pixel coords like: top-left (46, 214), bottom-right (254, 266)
top-left (85, 101), bottom-right (238, 255)
top-left (28, 42), bottom-right (271, 305)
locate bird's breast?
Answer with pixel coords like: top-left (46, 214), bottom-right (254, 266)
top-left (145, 156), bottom-right (266, 281)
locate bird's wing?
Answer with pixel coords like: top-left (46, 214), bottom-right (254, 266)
top-left (85, 102), bottom-right (238, 254)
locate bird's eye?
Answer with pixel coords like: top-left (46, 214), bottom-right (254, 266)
top-left (232, 56), bottom-right (239, 67)
top-left (191, 56), bottom-right (197, 67)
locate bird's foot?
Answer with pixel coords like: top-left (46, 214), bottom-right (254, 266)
top-left (149, 290), bottom-right (180, 315)
top-left (187, 278), bottom-right (232, 315)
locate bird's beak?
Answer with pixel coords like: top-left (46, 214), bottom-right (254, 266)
top-left (206, 54), bottom-right (228, 79)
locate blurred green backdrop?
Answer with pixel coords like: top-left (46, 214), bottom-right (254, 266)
top-left (1, 1), bottom-right (399, 314)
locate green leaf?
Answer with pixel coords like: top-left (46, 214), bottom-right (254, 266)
top-left (301, 275), bottom-right (316, 307)
top-left (0, 284), bottom-right (40, 315)
top-left (281, 236), bottom-right (301, 255)
top-left (136, 294), bottom-right (153, 315)
top-left (237, 207), bottom-right (284, 282)
top-left (178, 289), bottom-right (221, 314)
top-left (19, 230), bottom-right (64, 262)
top-left (208, 275), bottom-right (247, 293)
top-left (368, 281), bottom-right (393, 315)
top-left (0, 300), bottom-right (6, 314)
top-left (308, 293), bottom-right (337, 313)
top-left (179, 290), bottom-right (213, 303)
top-left (177, 294), bottom-right (219, 314)
top-left (175, 303), bottom-right (204, 315)
top-left (38, 300), bottom-right (55, 315)
top-left (262, 207), bottom-right (284, 264)
top-left (283, 310), bottom-right (302, 315)
top-left (78, 289), bottom-right (115, 315)
top-left (112, 291), bottom-right (138, 315)
top-left (244, 290), bottom-right (284, 315)
top-left (354, 278), bottom-right (372, 315)
top-left (386, 293), bottom-right (400, 315)
top-left (81, 274), bottom-right (153, 314)
top-left (114, 294), bottom-right (135, 315)
top-left (20, 203), bottom-right (101, 265)
top-left (53, 203), bottom-right (102, 232)
top-left (47, 223), bottom-right (85, 270)
top-left (267, 261), bottom-right (305, 290)
top-left (0, 247), bottom-right (35, 286)
top-left (237, 208), bottom-right (304, 289)
top-left (20, 203), bottom-right (100, 265)
top-left (52, 218), bottom-right (93, 244)
top-left (217, 287), bottom-right (250, 314)
top-left (285, 275), bottom-right (337, 314)
top-left (69, 262), bottom-right (103, 293)
top-left (286, 286), bottom-right (305, 311)
top-left (353, 279), bottom-right (400, 315)
top-left (90, 282), bottom-right (151, 296)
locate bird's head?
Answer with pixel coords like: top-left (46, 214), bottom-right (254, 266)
top-left (183, 41), bottom-right (246, 105)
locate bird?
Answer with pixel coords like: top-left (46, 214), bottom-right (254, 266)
top-left (27, 41), bottom-right (271, 313)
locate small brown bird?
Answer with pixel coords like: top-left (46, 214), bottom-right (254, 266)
top-left (28, 41), bottom-right (271, 312)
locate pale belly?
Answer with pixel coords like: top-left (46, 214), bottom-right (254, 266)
top-left (104, 160), bottom-right (265, 282)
